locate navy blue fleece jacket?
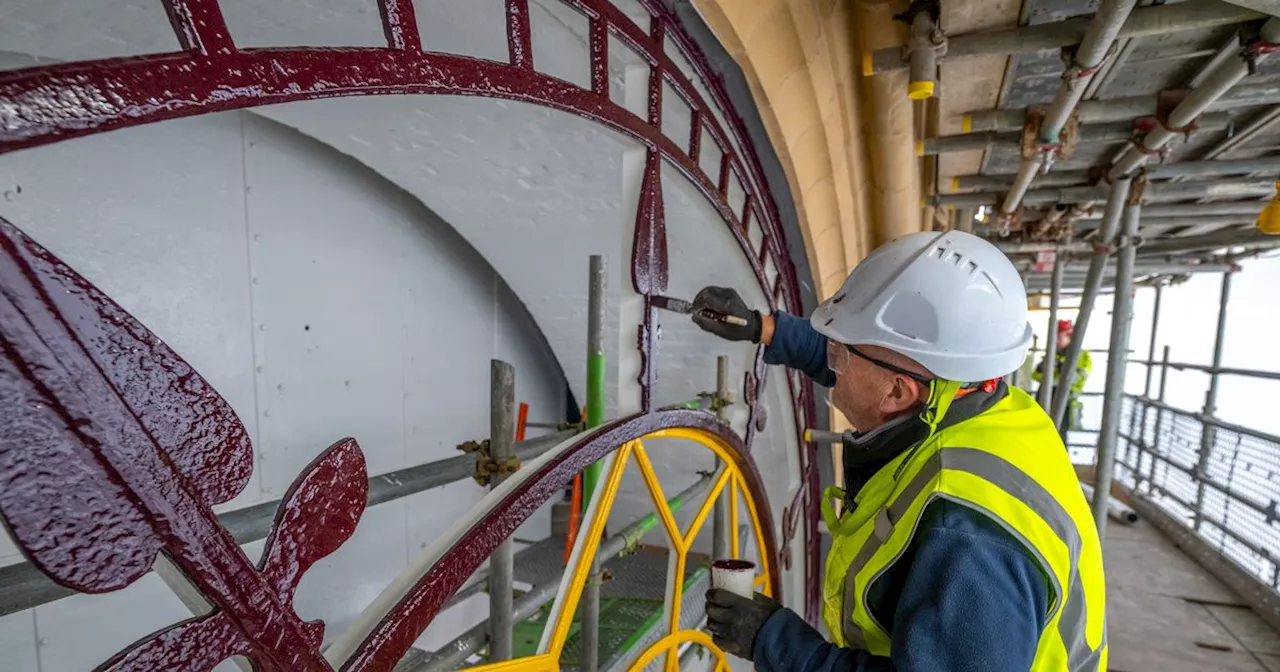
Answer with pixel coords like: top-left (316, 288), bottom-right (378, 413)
top-left (754, 312), bottom-right (1051, 672)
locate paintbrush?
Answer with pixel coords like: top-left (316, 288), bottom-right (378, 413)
top-left (651, 295), bottom-right (749, 326)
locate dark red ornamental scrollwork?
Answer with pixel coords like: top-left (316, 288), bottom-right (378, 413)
top-left (0, 217), bottom-right (779, 671)
top-left (0, 218), bottom-right (368, 670)
top-left (0, 0), bottom-right (821, 633)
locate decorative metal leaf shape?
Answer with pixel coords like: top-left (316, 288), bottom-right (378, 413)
top-left (259, 437), bottom-right (368, 647)
top-left (99, 612), bottom-right (244, 672)
top-left (99, 439), bottom-right (368, 671)
top-left (0, 216), bottom-right (252, 591)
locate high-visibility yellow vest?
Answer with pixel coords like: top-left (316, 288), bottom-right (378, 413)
top-left (1032, 350), bottom-right (1093, 395)
top-left (821, 387), bottom-right (1107, 671)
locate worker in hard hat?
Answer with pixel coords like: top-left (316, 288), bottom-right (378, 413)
top-left (691, 231), bottom-right (1106, 671)
top-left (1032, 320), bottom-right (1094, 432)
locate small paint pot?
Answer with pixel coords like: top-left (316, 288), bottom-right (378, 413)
top-left (711, 559), bottom-right (756, 598)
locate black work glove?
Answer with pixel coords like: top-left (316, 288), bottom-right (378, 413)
top-left (691, 286), bottom-right (762, 343)
top-left (705, 588), bottom-right (782, 661)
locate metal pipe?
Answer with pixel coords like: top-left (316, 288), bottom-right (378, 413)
top-left (934, 175), bottom-right (1272, 207)
top-left (866, 1), bottom-right (1264, 74)
top-left (1124, 283), bottom-right (1161, 473)
top-left (1039, 254), bottom-right (1065, 409)
top-left (1189, 33), bottom-right (1243, 89)
top-left (1039, 0), bottom-right (1141, 127)
top-left (488, 360), bottom-right (516, 662)
top-left (582, 558), bottom-right (600, 672)
top-left (1021, 262), bottom-right (1237, 277)
top-left (1111, 18), bottom-right (1280, 178)
top-left (804, 428), bottom-right (849, 444)
top-left (580, 256), bottom-right (607, 672)
top-left (1000, 0), bottom-right (1140, 215)
top-left (954, 157), bottom-right (1280, 191)
top-left (582, 255), bottom-right (607, 499)
top-left (1148, 156), bottom-right (1280, 179)
top-left (712, 355), bottom-right (730, 562)
top-left (0, 426), bottom-right (577, 618)
top-left (954, 171), bottom-right (1089, 191)
top-left (959, 82), bottom-right (1280, 133)
top-left (1080, 483), bottom-right (1139, 524)
top-left (1094, 216), bottom-right (1253, 235)
top-left (1052, 177), bottom-right (1130, 428)
top-left (1081, 33), bottom-right (1136, 102)
top-left (1138, 394), bottom-right (1280, 445)
top-left (1083, 202), bottom-right (1264, 219)
top-left (1201, 106), bottom-right (1280, 161)
top-left (1144, 285), bottom-right (1162, 399)
top-left (1127, 359), bottom-right (1280, 382)
top-left (994, 216), bottom-right (1251, 237)
top-left (1194, 268), bottom-right (1235, 531)
top-left (1137, 230), bottom-right (1272, 255)
top-left (1152, 345), bottom-right (1172, 489)
top-left (924, 114), bottom-right (1231, 155)
top-left (1092, 198), bottom-right (1141, 538)
top-left (417, 473), bottom-right (717, 672)
top-left (907, 10), bottom-right (940, 99)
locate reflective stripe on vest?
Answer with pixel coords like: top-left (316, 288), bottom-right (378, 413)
top-left (841, 448), bottom-right (1105, 670)
top-left (822, 388), bottom-right (1107, 672)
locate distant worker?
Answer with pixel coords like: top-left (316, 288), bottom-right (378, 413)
top-left (1032, 320), bottom-right (1093, 432)
top-left (692, 231), bottom-right (1106, 671)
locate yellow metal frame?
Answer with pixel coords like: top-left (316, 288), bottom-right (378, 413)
top-left (460, 427), bottom-right (772, 672)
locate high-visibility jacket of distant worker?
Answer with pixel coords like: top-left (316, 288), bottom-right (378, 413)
top-left (821, 385), bottom-right (1108, 671)
top-left (1031, 349), bottom-right (1093, 394)
top-left (1033, 349), bottom-right (1093, 429)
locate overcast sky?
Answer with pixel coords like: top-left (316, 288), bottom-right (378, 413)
top-left (1028, 252), bottom-right (1280, 438)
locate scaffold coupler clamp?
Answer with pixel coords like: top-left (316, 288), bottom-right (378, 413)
top-left (894, 0), bottom-right (946, 54)
top-left (995, 208), bottom-right (1022, 238)
top-left (698, 389), bottom-right (735, 411)
top-left (1240, 21), bottom-right (1280, 75)
top-left (457, 438), bottom-right (521, 487)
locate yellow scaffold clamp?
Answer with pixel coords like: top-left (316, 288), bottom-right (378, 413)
top-left (1257, 178), bottom-right (1280, 235)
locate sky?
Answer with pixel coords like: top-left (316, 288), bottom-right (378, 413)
top-left (1028, 251), bottom-right (1280, 438)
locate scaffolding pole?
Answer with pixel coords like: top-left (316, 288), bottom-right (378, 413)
top-left (1110, 18), bottom-right (1280, 178)
top-left (583, 255), bottom-right (607, 497)
top-left (1038, 255), bottom-right (1065, 409)
top-left (1128, 284), bottom-right (1165, 470)
top-left (580, 254), bottom-right (607, 672)
top-left (865, 1), bottom-right (1263, 74)
top-left (1150, 345), bottom-right (1172, 489)
top-left (999, 0), bottom-right (1140, 217)
top-left (1092, 197), bottom-right (1141, 538)
top-left (1144, 285), bottom-right (1163, 398)
top-left (488, 360), bottom-right (517, 661)
top-left (712, 355), bottom-right (730, 561)
top-left (1194, 269), bottom-right (1235, 531)
top-left (1052, 176), bottom-right (1132, 428)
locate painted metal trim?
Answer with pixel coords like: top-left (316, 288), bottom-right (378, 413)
top-left (0, 0), bottom-right (820, 630)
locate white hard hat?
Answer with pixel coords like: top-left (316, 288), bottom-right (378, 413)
top-left (810, 230), bottom-right (1033, 382)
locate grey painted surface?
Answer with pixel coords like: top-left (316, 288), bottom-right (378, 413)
top-left (0, 111), bottom-right (564, 669)
top-left (0, 0), bottom-right (808, 665)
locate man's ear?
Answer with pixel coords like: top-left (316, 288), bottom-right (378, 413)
top-left (880, 375), bottom-right (922, 415)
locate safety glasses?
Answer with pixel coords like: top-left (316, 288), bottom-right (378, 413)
top-left (826, 341), bottom-right (932, 385)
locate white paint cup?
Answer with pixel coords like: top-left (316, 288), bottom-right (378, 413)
top-left (711, 559), bottom-right (756, 598)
